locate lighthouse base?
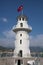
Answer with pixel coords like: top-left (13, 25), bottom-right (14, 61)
top-left (13, 57), bottom-right (40, 65)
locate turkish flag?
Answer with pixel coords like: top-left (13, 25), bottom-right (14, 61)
top-left (17, 5), bottom-right (23, 12)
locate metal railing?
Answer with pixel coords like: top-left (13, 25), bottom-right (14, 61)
top-left (0, 52), bottom-right (43, 57)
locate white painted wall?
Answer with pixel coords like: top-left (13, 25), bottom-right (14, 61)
top-left (14, 31), bottom-right (30, 57)
top-left (16, 20), bottom-right (31, 29)
top-left (13, 17), bottom-right (32, 57)
top-left (13, 20), bottom-right (32, 31)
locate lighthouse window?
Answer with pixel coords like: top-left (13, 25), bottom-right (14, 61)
top-left (20, 40), bottom-right (22, 44)
top-left (22, 18), bottom-right (24, 21)
top-left (20, 34), bottom-right (22, 36)
top-left (19, 18), bottom-right (21, 20)
top-left (20, 23), bottom-right (23, 27)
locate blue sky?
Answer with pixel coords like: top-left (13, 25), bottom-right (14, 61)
top-left (0, 0), bottom-right (43, 47)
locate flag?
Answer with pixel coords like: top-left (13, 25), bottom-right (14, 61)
top-left (17, 5), bottom-right (23, 12)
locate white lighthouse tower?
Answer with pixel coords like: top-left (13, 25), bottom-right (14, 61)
top-left (12, 15), bottom-right (40, 65)
top-left (13, 15), bottom-right (32, 57)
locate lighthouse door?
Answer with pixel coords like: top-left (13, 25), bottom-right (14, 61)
top-left (18, 60), bottom-right (20, 65)
top-left (18, 60), bottom-right (23, 65)
top-left (19, 50), bottom-right (22, 57)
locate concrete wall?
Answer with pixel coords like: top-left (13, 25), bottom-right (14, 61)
top-left (0, 57), bottom-right (43, 65)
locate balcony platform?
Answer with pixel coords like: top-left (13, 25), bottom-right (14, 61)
top-left (13, 27), bottom-right (32, 32)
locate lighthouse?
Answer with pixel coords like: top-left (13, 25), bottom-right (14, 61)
top-left (12, 6), bottom-right (40, 65)
top-left (12, 15), bottom-right (32, 57)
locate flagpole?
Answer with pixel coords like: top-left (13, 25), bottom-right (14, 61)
top-left (22, 9), bottom-right (23, 15)
top-left (21, 10), bottom-right (23, 15)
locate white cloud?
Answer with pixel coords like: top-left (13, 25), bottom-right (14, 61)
top-left (30, 34), bottom-right (43, 47)
top-left (0, 38), bottom-right (14, 47)
top-left (0, 17), bottom-right (8, 22)
top-left (2, 18), bottom-right (7, 22)
top-left (3, 30), bottom-right (15, 39)
top-left (0, 30), bottom-right (15, 47)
